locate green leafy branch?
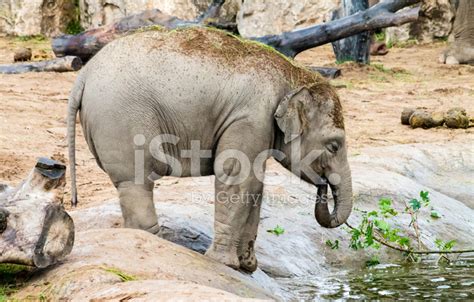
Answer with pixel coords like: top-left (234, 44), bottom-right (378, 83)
top-left (336, 191), bottom-right (473, 264)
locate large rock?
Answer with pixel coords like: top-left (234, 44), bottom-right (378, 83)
top-left (15, 228), bottom-right (276, 301)
top-left (75, 280), bottom-right (267, 301)
top-left (385, 0), bottom-right (456, 44)
top-left (410, 0), bottom-right (455, 42)
top-left (237, 0), bottom-right (339, 37)
top-left (0, 0), bottom-right (76, 36)
top-left (10, 142), bottom-right (472, 300)
top-left (79, 0), bottom-right (241, 29)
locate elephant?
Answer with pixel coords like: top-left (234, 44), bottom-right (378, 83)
top-left (67, 27), bottom-right (352, 272)
top-left (440, 0), bottom-right (474, 65)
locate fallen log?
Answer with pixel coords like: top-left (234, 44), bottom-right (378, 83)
top-left (0, 158), bottom-right (74, 268)
top-left (255, 0), bottom-right (421, 57)
top-left (52, 0), bottom-right (227, 62)
top-left (51, 0), bottom-right (420, 62)
top-left (0, 56), bottom-right (82, 74)
top-left (52, 9), bottom-right (190, 62)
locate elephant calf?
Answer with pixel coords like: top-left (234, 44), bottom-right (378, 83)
top-left (68, 27), bottom-right (352, 272)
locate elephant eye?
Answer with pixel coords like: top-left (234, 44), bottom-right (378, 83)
top-left (326, 141), bottom-right (339, 154)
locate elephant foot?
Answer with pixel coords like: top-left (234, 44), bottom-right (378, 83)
top-left (146, 223), bottom-right (161, 235)
top-left (440, 53), bottom-right (460, 65)
top-left (205, 244), bottom-right (240, 269)
top-left (439, 43), bottom-right (474, 65)
top-left (238, 240), bottom-right (258, 272)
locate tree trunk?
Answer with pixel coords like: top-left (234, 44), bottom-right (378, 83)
top-left (0, 56), bottom-right (82, 74)
top-left (331, 0), bottom-right (371, 63)
top-left (51, 0), bottom-right (420, 62)
top-left (0, 158), bottom-right (74, 268)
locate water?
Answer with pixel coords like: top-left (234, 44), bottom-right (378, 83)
top-left (278, 256), bottom-right (474, 301)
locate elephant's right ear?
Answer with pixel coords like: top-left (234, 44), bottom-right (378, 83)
top-left (274, 87), bottom-right (312, 144)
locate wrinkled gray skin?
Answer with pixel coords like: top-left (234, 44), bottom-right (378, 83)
top-left (440, 0), bottom-right (474, 65)
top-left (68, 29), bottom-right (352, 272)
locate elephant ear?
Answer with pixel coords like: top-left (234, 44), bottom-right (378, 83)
top-left (274, 87), bottom-right (312, 144)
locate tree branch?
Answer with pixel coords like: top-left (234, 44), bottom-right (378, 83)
top-left (253, 0), bottom-right (421, 57)
top-left (345, 222), bottom-right (474, 255)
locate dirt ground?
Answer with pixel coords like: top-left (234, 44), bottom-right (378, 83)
top-left (0, 37), bottom-right (473, 209)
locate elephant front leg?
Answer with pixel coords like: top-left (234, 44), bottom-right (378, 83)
top-left (206, 160), bottom-right (264, 271)
top-left (238, 193), bottom-right (262, 272)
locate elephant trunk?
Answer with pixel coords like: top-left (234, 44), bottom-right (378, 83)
top-left (314, 169), bottom-right (352, 228)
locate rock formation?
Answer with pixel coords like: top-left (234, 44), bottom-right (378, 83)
top-left (7, 142), bottom-right (471, 300)
top-left (0, 0), bottom-right (76, 36)
top-left (79, 0), bottom-right (240, 29)
top-left (237, 0), bottom-right (340, 37)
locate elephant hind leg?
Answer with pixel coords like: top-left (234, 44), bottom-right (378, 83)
top-left (117, 180), bottom-right (159, 234)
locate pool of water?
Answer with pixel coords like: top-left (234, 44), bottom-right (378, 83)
top-left (278, 256), bottom-right (474, 301)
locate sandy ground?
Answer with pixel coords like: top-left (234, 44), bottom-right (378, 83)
top-left (0, 37), bottom-right (473, 209)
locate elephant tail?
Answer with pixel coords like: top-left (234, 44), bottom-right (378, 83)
top-left (67, 72), bottom-right (86, 207)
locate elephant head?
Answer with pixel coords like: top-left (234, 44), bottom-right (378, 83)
top-left (274, 84), bottom-right (352, 228)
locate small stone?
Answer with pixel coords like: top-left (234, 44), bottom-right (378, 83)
top-left (401, 108), bottom-right (416, 125)
top-left (445, 107), bottom-right (469, 129)
top-left (13, 47), bottom-right (32, 62)
top-left (409, 110), bottom-right (432, 129)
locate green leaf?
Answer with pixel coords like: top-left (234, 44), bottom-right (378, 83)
top-left (379, 198), bottom-right (392, 208)
top-left (368, 210), bottom-right (379, 217)
top-left (267, 225), bottom-right (285, 236)
top-left (434, 238), bottom-right (456, 251)
top-left (378, 198), bottom-right (398, 217)
top-left (398, 237), bottom-right (411, 248)
top-left (365, 256), bottom-right (380, 267)
top-left (364, 222), bottom-right (375, 247)
top-left (409, 199), bottom-right (421, 211)
top-left (430, 210), bottom-right (441, 219)
top-left (349, 228), bottom-right (363, 250)
top-left (434, 239), bottom-right (444, 249)
top-left (387, 229), bottom-right (400, 242)
top-left (420, 191), bottom-right (430, 205)
top-left (444, 240), bottom-right (456, 251)
top-left (374, 219), bottom-right (390, 231)
top-left (325, 239), bottom-right (340, 250)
